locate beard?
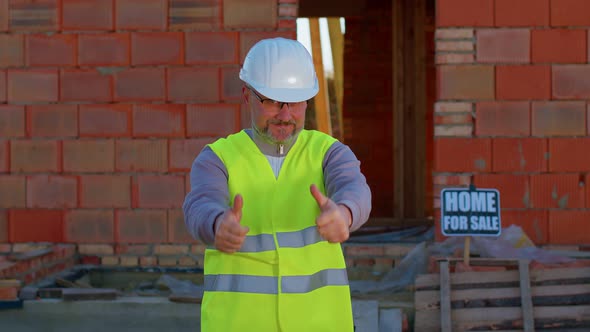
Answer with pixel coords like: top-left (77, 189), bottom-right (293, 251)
top-left (253, 119), bottom-right (299, 145)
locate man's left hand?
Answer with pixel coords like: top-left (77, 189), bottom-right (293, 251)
top-left (310, 184), bottom-right (352, 243)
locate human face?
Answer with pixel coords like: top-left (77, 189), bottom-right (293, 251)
top-left (245, 87), bottom-right (307, 144)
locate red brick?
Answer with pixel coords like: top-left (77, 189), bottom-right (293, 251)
top-left (186, 32), bottom-right (238, 64)
top-left (277, 18), bottom-right (296, 30)
top-left (548, 138), bottom-right (590, 172)
top-left (532, 101), bottom-right (586, 136)
top-left (115, 139), bottom-right (167, 172)
top-left (7, 70), bottom-right (58, 103)
top-left (169, 138), bottom-right (213, 171)
top-left (437, 65), bottom-right (494, 100)
top-left (476, 29), bottom-right (530, 63)
top-left (168, 209), bottom-right (194, 243)
top-left (0, 212), bottom-right (6, 242)
top-left (434, 138), bottom-right (491, 172)
top-left (132, 104), bottom-right (185, 138)
top-left (436, 0), bottom-right (494, 27)
top-left (131, 32), bottom-right (183, 66)
top-left (26, 175), bottom-right (77, 208)
top-left (0, 70), bottom-right (4, 103)
top-left (0, 1), bottom-right (7, 31)
top-left (9, 0), bottom-right (59, 32)
top-left (496, 65), bottom-right (551, 100)
top-left (115, 244), bottom-right (150, 255)
top-left (26, 104), bottom-right (78, 138)
top-left (239, 31), bottom-right (297, 62)
top-left (0, 105), bottom-right (25, 137)
top-left (553, 65), bottom-right (590, 99)
top-left (78, 33), bottom-right (130, 66)
top-left (65, 210), bottom-right (114, 243)
top-left (549, 210), bottom-right (590, 244)
top-left (475, 101), bottom-right (530, 136)
top-left (114, 68), bottom-right (165, 102)
top-left (0, 34), bottom-right (24, 67)
top-left (185, 174), bottom-right (190, 193)
top-left (221, 66), bottom-right (242, 101)
top-left (133, 175), bottom-right (185, 209)
top-left (501, 210), bottom-right (548, 245)
top-left (116, 210), bottom-right (167, 243)
top-left (62, 0), bottom-right (113, 30)
top-left (79, 104), bottom-right (132, 137)
top-left (224, 0), bottom-right (276, 28)
top-left (473, 174), bottom-right (529, 208)
top-left (169, 0), bottom-right (220, 31)
top-left (167, 67), bottom-right (219, 102)
top-left (116, 0), bottom-right (167, 30)
top-left (79, 175), bottom-right (130, 208)
top-left (186, 104), bottom-right (239, 137)
top-left (25, 34), bottom-right (76, 67)
top-left (532, 29), bottom-right (586, 63)
top-left (63, 139), bottom-right (115, 172)
top-left (0, 140), bottom-right (7, 173)
top-left (0, 175), bottom-right (25, 208)
top-left (587, 174), bottom-right (590, 208)
top-left (492, 138), bottom-right (547, 172)
top-left (551, 0), bottom-right (590, 27)
top-left (8, 210), bottom-right (63, 242)
top-left (60, 69), bottom-right (112, 102)
top-left (530, 174), bottom-right (585, 208)
top-left (495, 0), bottom-right (549, 27)
top-left (10, 140), bottom-right (60, 172)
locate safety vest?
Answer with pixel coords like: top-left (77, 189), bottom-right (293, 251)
top-left (203, 129), bottom-right (354, 332)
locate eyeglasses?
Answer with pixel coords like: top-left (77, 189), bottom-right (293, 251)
top-left (249, 89), bottom-right (307, 113)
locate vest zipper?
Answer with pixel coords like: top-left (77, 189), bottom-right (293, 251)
top-left (278, 144), bottom-right (284, 155)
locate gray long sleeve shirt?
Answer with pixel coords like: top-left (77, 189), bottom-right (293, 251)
top-left (183, 129), bottom-right (372, 245)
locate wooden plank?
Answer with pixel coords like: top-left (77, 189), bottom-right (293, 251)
top-left (392, 0), bottom-right (405, 220)
top-left (402, 0), bottom-right (416, 224)
top-left (309, 18), bottom-right (332, 135)
top-left (440, 261), bottom-right (452, 332)
top-left (327, 17), bottom-right (344, 141)
top-left (415, 305), bottom-right (590, 331)
top-left (415, 267), bottom-right (590, 290)
top-left (519, 260), bottom-right (534, 332)
top-left (412, 0), bottom-right (427, 219)
top-left (379, 308), bottom-right (403, 332)
top-left (415, 284), bottom-right (590, 310)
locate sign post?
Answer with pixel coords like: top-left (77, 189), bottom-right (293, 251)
top-left (440, 186), bottom-right (501, 266)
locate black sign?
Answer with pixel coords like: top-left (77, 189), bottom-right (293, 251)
top-left (440, 187), bottom-right (501, 237)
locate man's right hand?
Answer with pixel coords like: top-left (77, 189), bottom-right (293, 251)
top-left (214, 194), bottom-right (249, 253)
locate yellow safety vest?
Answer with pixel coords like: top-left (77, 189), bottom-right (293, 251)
top-left (203, 129), bottom-right (354, 332)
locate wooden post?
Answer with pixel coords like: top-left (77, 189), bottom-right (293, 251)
top-left (327, 18), bottom-right (344, 141)
top-left (464, 236), bottom-right (471, 266)
top-left (439, 260), bottom-right (452, 332)
top-left (309, 18), bottom-right (332, 135)
top-left (519, 260), bottom-right (535, 332)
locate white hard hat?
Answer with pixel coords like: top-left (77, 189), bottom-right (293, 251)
top-left (239, 37), bottom-right (319, 103)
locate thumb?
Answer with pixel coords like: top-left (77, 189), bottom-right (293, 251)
top-left (232, 194), bottom-right (243, 221)
top-left (310, 184), bottom-right (329, 209)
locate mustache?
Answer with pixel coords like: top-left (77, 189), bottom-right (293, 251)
top-left (268, 120), bottom-right (296, 126)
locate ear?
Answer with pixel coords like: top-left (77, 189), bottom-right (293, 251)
top-left (242, 86), bottom-right (250, 104)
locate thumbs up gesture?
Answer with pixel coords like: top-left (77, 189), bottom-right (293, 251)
top-left (310, 184), bottom-right (352, 243)
top-left (214, 194), bottom-right (249, 253)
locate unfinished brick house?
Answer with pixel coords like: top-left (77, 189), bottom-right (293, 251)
top-left (0, 0), bottom-right (589, 285)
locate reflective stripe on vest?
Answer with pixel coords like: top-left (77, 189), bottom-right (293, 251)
top-left (204, 274), bottom-right (278, 294)
top-left (237, 226), bottom-right (325, 253)
top-left (205, 268), bottom-right (348, 294)
top-left (276, 226), bottom-right (324, 248)
top-left (281, 268), bottom-right (348, 293)
top-left (238, 233), bottom-right (276, 252)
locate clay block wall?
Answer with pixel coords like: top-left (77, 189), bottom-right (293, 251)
top-left (434, 0), bottom-right (590, 245)
top-left (0, 0), bottom-right (296, 266)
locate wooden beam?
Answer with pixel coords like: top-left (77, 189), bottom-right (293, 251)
top-left (519, 260), bottom-right (535, 332)
top-left (439, 261), bottom-right (452, 332)
top-left (309, 18), bottom-right (332, 135)
top-left (392, 0), bottom-right (405, 219)
top-left (413, 0), bottom-right (427, 218)
top-left (327, 17), bottom-right (344, 141)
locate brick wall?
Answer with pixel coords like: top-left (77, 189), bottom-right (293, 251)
top-left (0, 0), bottom-right (296, 265)
top-left (435, 0), bottom-right (590, 245)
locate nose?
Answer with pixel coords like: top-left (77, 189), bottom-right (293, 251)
top-left (275, 103), bottom-right (291, 121)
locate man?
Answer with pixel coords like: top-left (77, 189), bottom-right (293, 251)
top-left (183, 37), bottom-right (371, 332)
